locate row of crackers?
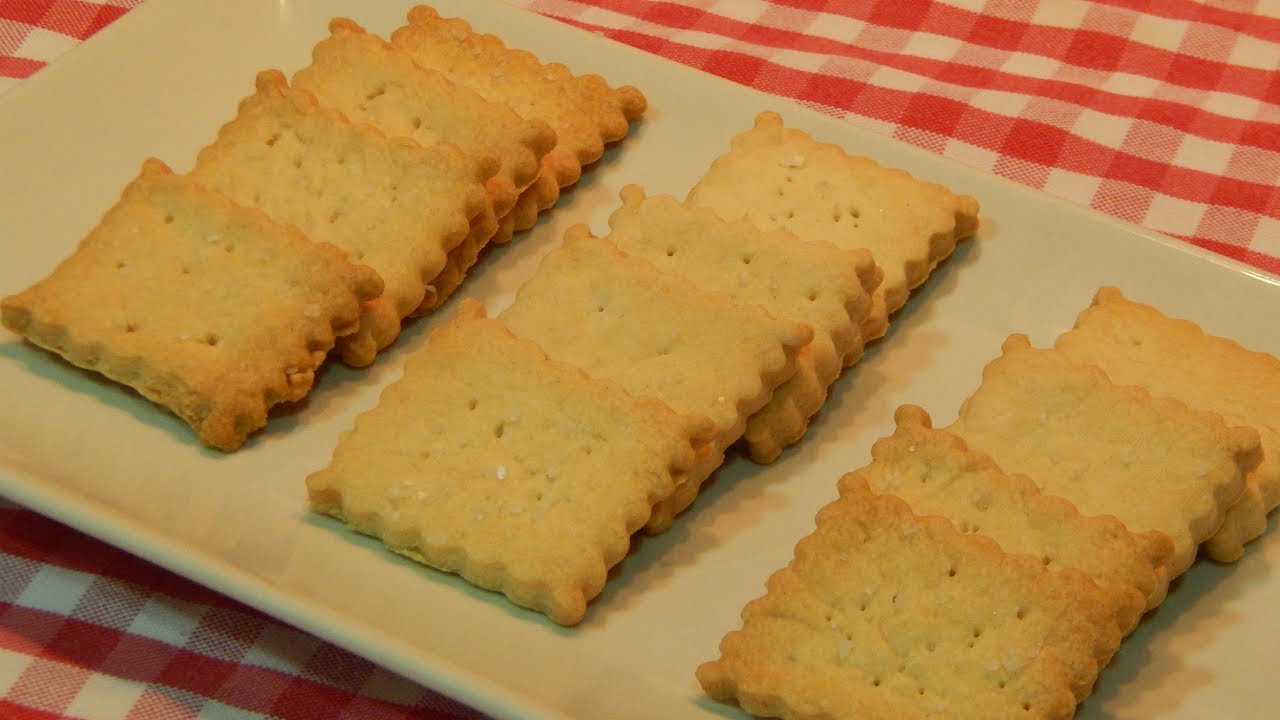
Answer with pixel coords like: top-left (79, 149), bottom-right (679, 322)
top-left (701, 288), bottom-right (1279, 719)
top-left (0, 6), bottom-right (645, 451)
top-left (306, 110), bottom-right (981, 624)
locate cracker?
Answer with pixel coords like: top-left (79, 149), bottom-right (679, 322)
top-left (947, 334), bottom-right (1261, 585)
top-left (188, 69), bottom-right (493, 367)
top-left (603, 185), bottom-right (881, 463)
top-left (499, 232), bottom-right (812, 532)
top-left (306, 301), bottom-right (716, 625)
top-left (686, 110), bottom-right (979, 325)
top-left (1055, 286), bottom-right (1280, 563)
top-left (390, 4), bottom-right (647, 232)
top-left (293, 18), bottom-right (556, 245)
top-left (697, 475), bottom-right (1132, 720)
top-left (0, 159), bottom-right (381, 451)
top-left (859, 404), bottom-right (1172, 616)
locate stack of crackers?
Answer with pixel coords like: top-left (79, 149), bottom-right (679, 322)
top-left (305, 109), bottom-right (981, 625)
top-left (0, 6), bottom-right (645, 451)
top-left (699, 287), bottom-right (1277, 719)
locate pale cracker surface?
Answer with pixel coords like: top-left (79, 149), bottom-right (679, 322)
top-left (189, 70), bottom-right (491, 367)
top-left (947, 334), bottom-right (1260, 584)
top-left (1055, 286), bottom-right (1280, 563)
top-left (1, 159), bottom-right (381, 451)
top-left (858, 404), bottom-right (1172, 616)
top-left (698, 475), bottom-right (1132, 720)
top-left (306, 301), bottom-right (715, 626)
top-left (499, 232), bottom-right (812, 532)
top-left (603, 185), bottom-right (881, 464)
top-left (686, 110), bottom-right (979, 325)
top-left (293, 18), bottom-right (555, 243)
top-left (390, 4), bottom-right (647, 233)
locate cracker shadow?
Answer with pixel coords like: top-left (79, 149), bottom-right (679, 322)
top-left (1082, 520), bottom-right (1277, 718)
top-left (0, 337), bottom-right (210, 453)
top-left (298, 509), bottom-right (578, 636)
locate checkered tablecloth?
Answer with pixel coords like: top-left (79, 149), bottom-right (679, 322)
top-left (2, 1), bottom-right (1277, 718)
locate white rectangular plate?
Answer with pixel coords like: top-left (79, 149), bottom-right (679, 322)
top-left (2, 2), bottom-right (1277, 718)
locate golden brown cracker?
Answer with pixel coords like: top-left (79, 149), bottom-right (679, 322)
top-left (390, 4), bottom-right (646, 232)
top-left (603, 185), bottom-right (881, 463)
top-left (686, 110), bottom-right (979, 324)
top-left (1055, 286), bottom-right (1280, 562)
top-left (1, 159), bottom-right (381, 451)
top-left (293, 17), bottom-right (556, 242)
top-left (188, 70), bottom-right (492, 367)
top-left (306, 301), bottom-right (715, 625)
top-left (499, 231), bottom-right (812, 531)
top-left (859, 404), bottom-right (1172, 616)
top-left (948, 334), bottom-right (1260, 587)
top-left (698, 475), bottom-right (1132, 720)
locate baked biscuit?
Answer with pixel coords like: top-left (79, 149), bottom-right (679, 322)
top-left (698, 475), bottom-right (1133, 720)
top-left (603, 185), bottom-right (881, 463)
top-left (948, 334), bottom-right (1261, 589)
top-left (499, 232), bottom-right (812, 532)
top-left (307, 301), bottom-right (715, 625)
top-left (189, 70), bottom-right (493, 366)
top-left (686, 111), bottom-right (979, 333)
top-left (858, 404), bottom-right (1173, 616)
top-left (1, 159), bottom-right (381, 451)
top-left (1055, 286), bottom-right (1280, 562)
top-left (293, 18), bottom-right (556, 247)
top-left (390, 4), bottom-right (647, 234)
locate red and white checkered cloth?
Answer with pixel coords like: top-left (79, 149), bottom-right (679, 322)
top-left (2, 0), bottom-right (1278, 718)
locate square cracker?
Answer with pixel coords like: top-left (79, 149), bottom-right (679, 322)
top-left (0, 159), bottom-right (381, 451)
top-left (499, 232), bottom-right (812, 532)
top-left (189, 70), bottom-right (493, 367)
top-left (603, 185), bottom-right (882, 464)
top-left (1055, 286), bottom-right (1280, 562)
top-left (858, 404), bottom-right (1172, 616)
top-left (306, 301), bottom-right (715, 626)
top-left (685, 110), bottom-right (980, 326)
top-left (947, 334), bottom-right (1261, 583)
top-left (390, 4), bottom-right (647, 233)
top-left (292, 18), bottom-right (556, 245)
top-left (697, 475), bottom-right (1133, 720)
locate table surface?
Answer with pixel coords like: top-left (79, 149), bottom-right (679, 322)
top-left (2, 1), bottom-right (1277, 718)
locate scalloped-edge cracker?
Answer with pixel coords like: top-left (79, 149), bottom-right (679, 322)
top-left (390, 4), bottom-right (647, 234)
top-left (859, 404), bottom-right (1173, 616)
top-left (697, 475), bottom-right (1133, 720)
top-left (499, 232), bottom-right (812, 532)
top-left (603, 185), bottom-right (881, 464)
top-left (948, 334), bottom-right (1261, 586)
top-left (306, 301), bottom-right (716, 625)
top-left (292, 17), bottom-right (556, 248)
top-left (686, 110), bottom-right (979, 330)
top-left (0, 159), bottom-right (381, 451)
top-left (1055, 286), bottom-right (1280, 563)
top-left (188, 70), bottom-right (493, 367)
